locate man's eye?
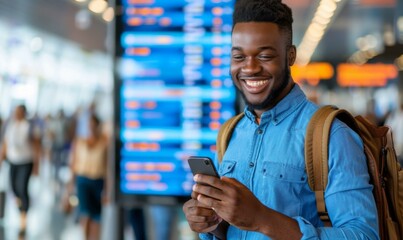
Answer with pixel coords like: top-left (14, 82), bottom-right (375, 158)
top-left (232, 55), bottom-right (245, 61)
top-left (259, 55), bottom-right (273, 61)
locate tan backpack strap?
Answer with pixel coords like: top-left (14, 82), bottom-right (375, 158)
top-left (305, 105), bottom-right (358, 223)
top-left (305, 106), bottom-right (337, 191)
top-left (305, 105), bottom-right (337, 222)
top-left (216, 113), bottom-right (245, 163)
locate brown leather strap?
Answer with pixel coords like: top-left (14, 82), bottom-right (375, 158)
top-left (305, 105), bottom-right (359, 225)
top-left (217, 113), bottom-right (244, 163)
top-left (305, 105), bottom-right (336, 192)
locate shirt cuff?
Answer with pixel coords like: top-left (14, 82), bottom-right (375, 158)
top-left (199, 233), bottom-right (214, 240)
top-left (293, 216), bottom-right (319, 239)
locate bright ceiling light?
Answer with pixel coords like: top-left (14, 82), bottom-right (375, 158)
top-left (88, 0), bottom-right (108, 14)
top-left (103, 7), bottom-right (115, 22)
top-left (319, 0), bottom-right (337, 14)
top-left (313, 15), bottom-right (331, 25)
top-left (296, 0), bottom-right (344, 65)
top-left (397, 17), bottom-right (403, 32)
top-left (74, 0), bottom-right (87, 2)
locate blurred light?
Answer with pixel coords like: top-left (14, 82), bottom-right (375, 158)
top-left (74, 0), bottom-right (87, 2)
top-left (291, 62), bottom-right (334, 86)
top-left (88, 0), bottom-right (108, 14)
top-left (75, 9), bottom-right (92, 30)
top-left (383, 25), bottom-right (396, 46)
top-left (397, 16), bottom-right (403, 31)
top-left (356, 37), bottom-right (366, 50)
top-left (296, 0), bottom-right (344, 65)
top-left (364, 34), bottom-right (378, 49)
top-left (30, 37), bottom-right (43, 52)
top-left (337, 63), bottom-right (398, 87)
top-left (318, 0), bottom-right (337, 14)
top-left (102, 7), bottom-right (114, 22)
top-left (395, 55), bottom-right (403, 71)
top-left (313, 15), bottom-right (331, 25)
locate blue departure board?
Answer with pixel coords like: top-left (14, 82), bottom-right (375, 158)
top-left (115, 0), bottom-right (237, 198)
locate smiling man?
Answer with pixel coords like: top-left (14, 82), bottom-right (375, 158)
top-left (182, 0), bottom-right (379, 239)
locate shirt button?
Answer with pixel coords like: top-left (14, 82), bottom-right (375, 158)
top-left (257, 129), bottom-right (263, 134)
top-left (249, 162), bottom-right (254, 168)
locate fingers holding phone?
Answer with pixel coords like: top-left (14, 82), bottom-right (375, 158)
top-left (183, 192), bottom-right (222, 233)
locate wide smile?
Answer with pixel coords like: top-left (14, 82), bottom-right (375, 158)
top-left (240, 78), bottom-right (270, 94)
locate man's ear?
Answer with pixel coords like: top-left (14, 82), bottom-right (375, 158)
top-left (288, 45), bottom-right (296, 66)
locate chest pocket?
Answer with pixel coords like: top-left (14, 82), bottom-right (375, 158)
top-left (219, 160), bottom-right (236, 178)
top-left (259, 161), bottom-right (307, 217)
top-left (262, 161), bottom-right (306, 183)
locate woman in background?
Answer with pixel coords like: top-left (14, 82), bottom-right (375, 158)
top-left (0, 104), bottom-right (41, 234)
top-left (70, 113), bottom-right (109, 240)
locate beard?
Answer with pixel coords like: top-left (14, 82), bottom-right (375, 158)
top-left (237, 60), bottom-right (291, 111)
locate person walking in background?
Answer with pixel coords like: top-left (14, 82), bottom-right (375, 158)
top-left (49, 109), bottom-right (70, 193)
top-left (0, 104), bottom-right (41, 234)
top-left (69, 113), bottom-right (109, 240)
top-left (183, 0), bottom-right (379, 239)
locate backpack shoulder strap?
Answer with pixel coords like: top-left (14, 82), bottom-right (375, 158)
top-left (216, 113), bottom-right (245, 164)
top-left (305, 105), bottom-right (358, 223)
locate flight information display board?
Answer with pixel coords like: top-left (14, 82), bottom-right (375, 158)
top-left (114, 0), bottom-right (237, 200)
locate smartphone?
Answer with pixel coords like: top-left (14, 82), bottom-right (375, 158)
top-left (187, 156), bottom-right (220, 178)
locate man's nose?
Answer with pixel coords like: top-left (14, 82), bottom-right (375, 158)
top-left (242, 57), bottom-right (261, 73)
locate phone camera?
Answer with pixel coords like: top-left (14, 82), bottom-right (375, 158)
top-left (204, 160), bottom-right (210, 165)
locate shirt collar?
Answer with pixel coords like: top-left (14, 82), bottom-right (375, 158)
top-left (244, 83), bottom-right (307, 125)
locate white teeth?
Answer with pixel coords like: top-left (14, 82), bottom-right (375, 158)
top-left (245, 80), bottom-right (267, 87)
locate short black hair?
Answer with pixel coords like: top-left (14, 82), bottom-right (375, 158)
top-left (233, 0), bottom-right (294, 46)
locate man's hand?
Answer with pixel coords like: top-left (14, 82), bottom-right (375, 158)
top-left (183, 194), bottom-right (222, 233)
top-left (192, 174), bottom-right (267, 232)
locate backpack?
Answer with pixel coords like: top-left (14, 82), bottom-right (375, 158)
top-left (216, 105), bottom-right (403, 240)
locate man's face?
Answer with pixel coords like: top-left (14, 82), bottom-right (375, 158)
top-left (230, 22), bottom-right (296, 111)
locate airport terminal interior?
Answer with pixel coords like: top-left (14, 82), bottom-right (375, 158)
top-left (0, 0), bottom-right (402, 239)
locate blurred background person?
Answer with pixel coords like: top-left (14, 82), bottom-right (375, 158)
top-left (69, 113), bottom-right (109, 240)
top-left (0, 104), bottom-right (41, 234)
top-left (49, 109), bottom-right (70, 193)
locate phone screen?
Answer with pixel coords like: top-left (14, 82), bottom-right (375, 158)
top-left (187, 156), bottom-right (220, 178)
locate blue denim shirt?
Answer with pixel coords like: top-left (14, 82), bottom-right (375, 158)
top-left (200, 84), bottom-right (379, 240)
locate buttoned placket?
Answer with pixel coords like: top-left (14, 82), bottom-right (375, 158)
top-left (245, 117), bottom-right (268, 190)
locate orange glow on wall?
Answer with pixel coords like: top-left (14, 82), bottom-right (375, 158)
top-left (291, 63), bottom-right (334, 86)
top-left (337, 63), bottom-right (398, 87)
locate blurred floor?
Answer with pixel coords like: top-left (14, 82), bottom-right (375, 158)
top-left (0, 160), bottom-right (197, 240)
top-left (0, 160), bottom-right (84, 240)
